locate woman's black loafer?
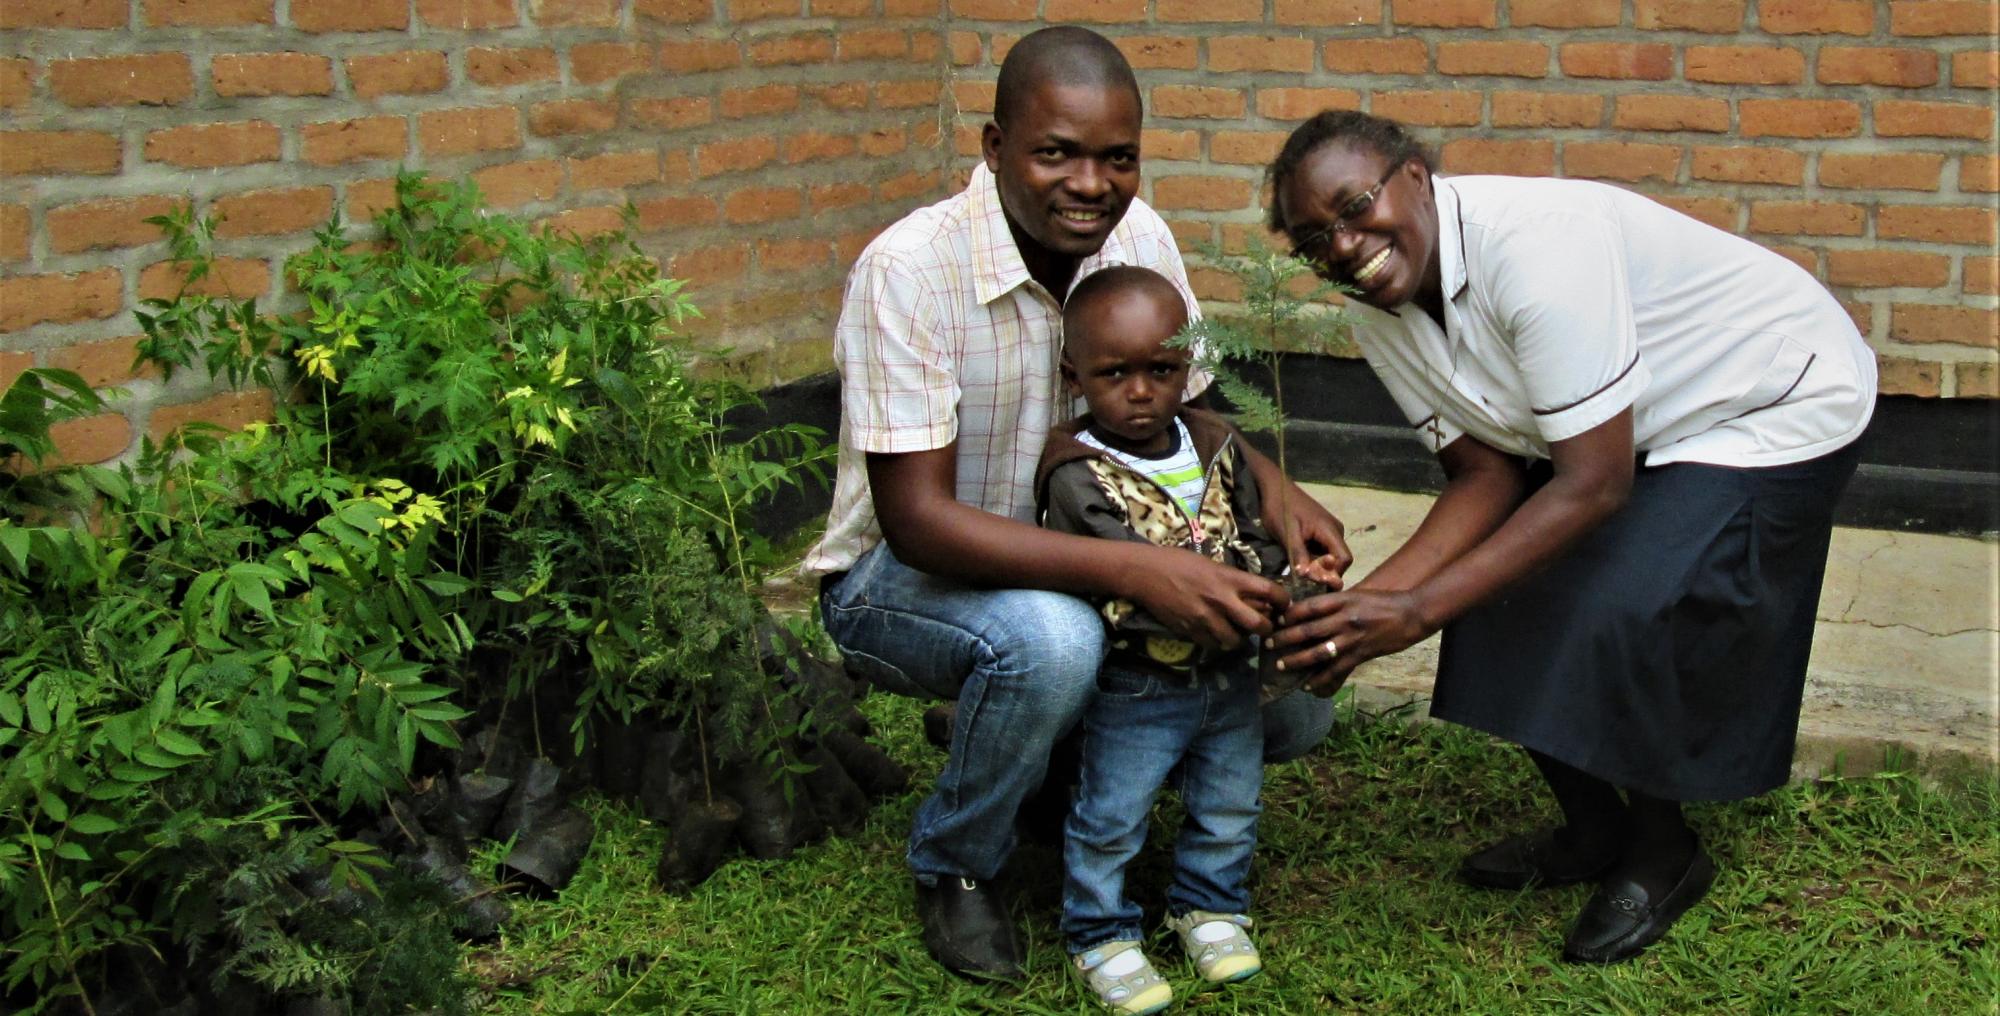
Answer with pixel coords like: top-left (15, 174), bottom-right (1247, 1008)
top-left (1458, 827), bottom-right (1619, 890)
top-left (1561, 847), bottom-right (1717, 964)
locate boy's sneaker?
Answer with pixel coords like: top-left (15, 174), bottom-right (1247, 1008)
top-left (1165, 910), bottom-right (1262, 984)
top-left (1072, 940), bottom-right (1173, 1015)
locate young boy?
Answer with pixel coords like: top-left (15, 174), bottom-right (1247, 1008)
top-left (1035, 266), bottom-right (1313, 1014)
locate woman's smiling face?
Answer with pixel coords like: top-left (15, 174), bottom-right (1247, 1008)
top-left (1276, 143), bottom-right (1441, 313)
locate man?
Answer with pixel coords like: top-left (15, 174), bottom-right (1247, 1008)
top-left (803, 26), bottom-right (1350, 981)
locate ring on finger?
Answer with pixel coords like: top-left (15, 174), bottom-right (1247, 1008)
top-left (1322, 638), bottom-right (1338, 658)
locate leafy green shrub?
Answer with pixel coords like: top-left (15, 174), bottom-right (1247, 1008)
top-left (0, 174), bottom-right (827, 1012)
top-left (230, 177), bottom-right (826, 760)
top-left (1, 366), bottom-right (469, 1013)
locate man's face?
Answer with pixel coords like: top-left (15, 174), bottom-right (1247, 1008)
top-left (982, 81), bottom-right (1142, 265)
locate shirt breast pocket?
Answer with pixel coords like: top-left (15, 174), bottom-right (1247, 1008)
top-left (1732, 334), bottom-right (1817, 414)
top-left (1664, 330), bottom-right (1824, 416)
top-left (1644, 331), bottom-right (1817, 450)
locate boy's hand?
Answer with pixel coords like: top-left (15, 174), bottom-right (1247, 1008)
top-left (1124, 544), bottom-right (1287, 651)
top-left (1276, 482), bottom-right (1353, 583)
top-left (1236, 444), bottom-right (1353, 583)
top-left (1296, 552), bottom-right (1346, 589)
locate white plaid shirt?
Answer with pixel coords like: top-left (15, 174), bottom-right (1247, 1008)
top-left (802, 162), bottom-right (1204, 577)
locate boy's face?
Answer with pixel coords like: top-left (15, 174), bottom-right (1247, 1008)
top-left (1062, 289), bottom-right (1190, 457)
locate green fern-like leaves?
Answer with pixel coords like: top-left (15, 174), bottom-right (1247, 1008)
top-left (1171, 239), bottom-right (1357, 467)
top-left (1, 172), bottom-right (826, 1010)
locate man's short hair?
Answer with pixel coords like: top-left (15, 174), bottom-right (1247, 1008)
top-left (994, 26), bottom-right (1142, 129)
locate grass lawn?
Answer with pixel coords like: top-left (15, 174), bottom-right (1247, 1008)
top-left (469, 694), bottom-right (1997, 1015)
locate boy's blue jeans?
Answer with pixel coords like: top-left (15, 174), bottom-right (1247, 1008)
top-left (818, 542), bottom-right (1333, 885)
top-left (1062, 662), bottom-right (1263, 951)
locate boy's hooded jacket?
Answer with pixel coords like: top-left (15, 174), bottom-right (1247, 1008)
top-left (1034, 405), bottom-right (1287, 673)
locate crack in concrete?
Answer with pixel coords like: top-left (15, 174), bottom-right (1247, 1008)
top-left (1825, 619), bottom-right (1999, 638)
top-left (1834, 534), bottom-right (1897, 622)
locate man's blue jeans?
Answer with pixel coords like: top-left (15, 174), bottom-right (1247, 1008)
top-left (1062, 662), bottom-right (1263, 950)
top-left (818, 542), bottom-right (1334, 884)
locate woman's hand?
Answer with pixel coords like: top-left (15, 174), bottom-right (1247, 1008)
top-left (1271, 588), bottom-right (1436, 694)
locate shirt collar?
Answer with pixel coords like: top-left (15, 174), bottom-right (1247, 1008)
top-left (966, 161), bottom-right (1134, 305)
top-left (1433, 174), bottom-right (1469, 302)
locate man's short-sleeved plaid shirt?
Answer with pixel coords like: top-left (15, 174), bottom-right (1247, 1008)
top-left (801, 162), bottom-right (1204, 577)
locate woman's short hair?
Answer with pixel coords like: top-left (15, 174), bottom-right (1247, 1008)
top-left (1266, 110), bottom-right (1435, 236)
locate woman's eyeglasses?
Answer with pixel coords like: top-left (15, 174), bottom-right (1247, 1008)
top-left (1287, 162), bottom-right (1403, 263)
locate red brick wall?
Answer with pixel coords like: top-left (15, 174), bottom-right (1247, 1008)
top-left (943, 1), bottom-right (1999, 400)
top-left (2, 1), bottom-right (1996, 465)
top-left (0, 0), bottom-right (951, 463)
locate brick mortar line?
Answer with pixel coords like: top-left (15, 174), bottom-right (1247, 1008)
top-left (4, 5), bottom-right (1996, 428)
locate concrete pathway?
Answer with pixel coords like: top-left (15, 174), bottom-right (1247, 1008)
top-left (1311, 483), bottom-right (2000, 780)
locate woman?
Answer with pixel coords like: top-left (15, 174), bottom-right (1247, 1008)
top-left (1266, 111), bottom-right (1876, 963)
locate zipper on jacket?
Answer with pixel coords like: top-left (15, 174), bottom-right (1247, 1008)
top-left (1102, 431), bottom-right (1233, 556)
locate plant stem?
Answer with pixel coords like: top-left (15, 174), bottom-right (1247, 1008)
top-left (27, 833), bottom-right (99, 1016)
top-left (320, 384), bottom-right (332, 472)
top-left (603, 943), bottom-right (672, 1012)
top-left (1268, 317), bottom-right (1296, 561)
top-left (694, 709), bottom-right (714, 805)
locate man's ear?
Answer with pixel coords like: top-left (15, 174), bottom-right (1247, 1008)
top-left (981, 121), bottom-right (1003, 174)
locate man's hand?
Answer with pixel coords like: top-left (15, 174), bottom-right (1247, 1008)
top-left (870, 445), bottom-right (1287, 651)
top-left (1123, 543), bottom-right (1288, 651)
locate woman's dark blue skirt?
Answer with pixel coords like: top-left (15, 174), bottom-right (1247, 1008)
top-left (1431, 442), bottom-right (1863, 801)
